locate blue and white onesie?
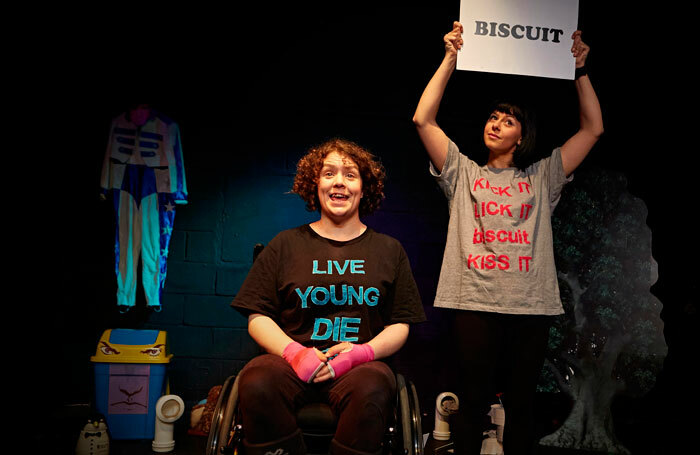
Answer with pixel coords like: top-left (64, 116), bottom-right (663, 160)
top-left (100, 109), bottom-right (187, 310)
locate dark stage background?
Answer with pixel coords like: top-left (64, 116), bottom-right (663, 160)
top-left (30, 2), bottom-right (694, 453)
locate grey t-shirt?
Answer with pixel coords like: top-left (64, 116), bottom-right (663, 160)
top-left (430, 140), bottom-right (570, 315)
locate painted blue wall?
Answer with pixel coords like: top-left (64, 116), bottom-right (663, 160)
top-left (145, 115), bottom-right (451, 406)
top-left (57, 107), bottom-right (453, 410)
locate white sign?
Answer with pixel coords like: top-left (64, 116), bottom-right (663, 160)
top-left (457, 0), bottom-right (579, 80)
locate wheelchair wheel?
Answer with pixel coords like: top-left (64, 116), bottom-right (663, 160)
top-left (396, 374), bottom-right (423, 455)
top-left (206, 374), bottom-right (241, 455)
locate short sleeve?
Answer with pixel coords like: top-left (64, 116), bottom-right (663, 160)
top-left (546, 147), bottom-right (573, 210)
top-left (387, 245), bottom-right (426, 324)
top-left (230, 239), bottom-right (282, 319)
top-left (429, 140), bottom-right (463, 202)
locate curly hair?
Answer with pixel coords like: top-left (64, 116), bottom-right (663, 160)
top-left (292, 138), bottom-right (386, 216)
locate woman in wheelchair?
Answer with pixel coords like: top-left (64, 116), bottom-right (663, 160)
top-left (231, 138), bottom-right (426, 455)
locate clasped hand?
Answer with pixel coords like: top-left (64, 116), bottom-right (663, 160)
top-left (282, 341), bottom-right (374, 383)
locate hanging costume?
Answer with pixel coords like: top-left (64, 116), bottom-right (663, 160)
top-left (100, 108), bottom-right (187, 310)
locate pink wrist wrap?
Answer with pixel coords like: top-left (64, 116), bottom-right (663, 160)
top-left (282, 341), bottom-right (324, 383)
top-left (327, 344), bottom-right (375, 379)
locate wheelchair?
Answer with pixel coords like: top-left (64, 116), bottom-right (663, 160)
top-left (205, 368), bottom-right (423, 455)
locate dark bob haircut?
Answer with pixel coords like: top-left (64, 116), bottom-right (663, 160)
top-left (292, 138), bottom-right (386, 216)
top-left (489, 101), bottom-right (537, 169)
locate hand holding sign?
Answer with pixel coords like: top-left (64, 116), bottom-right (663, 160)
top-left (444, 21), bottom-right (464, 56)
top-left (571, 30), bottom-right (589, 68)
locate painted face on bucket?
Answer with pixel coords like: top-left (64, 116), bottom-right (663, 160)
top-left (317, 151), bottom-right (363, 223)
top-left (483, 111), bottom-right (522, 153)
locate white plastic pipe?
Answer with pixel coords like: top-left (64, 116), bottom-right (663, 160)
top-left (152, 394), bottom-right (185, 453)
top-left (433, 392), bottom-right (459, 441)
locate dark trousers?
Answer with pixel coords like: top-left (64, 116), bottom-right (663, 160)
top-left (450, 311), bottom-right (552, 454)
top-left (237, 354), bottom-right (395, 454)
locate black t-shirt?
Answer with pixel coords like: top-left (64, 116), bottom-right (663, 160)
top-left (231, 225), bottom-right (426, 351)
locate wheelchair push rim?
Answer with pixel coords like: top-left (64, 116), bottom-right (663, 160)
top-left (206, 374), bottom-right (241, 455)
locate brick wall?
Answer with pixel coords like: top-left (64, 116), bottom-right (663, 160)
top-left (96, 112), bottom-right (452, 408)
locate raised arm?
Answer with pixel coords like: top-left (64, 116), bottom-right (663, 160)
top-left (413, 21), bottom-right (464, 173)
top-left (560, 31), bottom-right (604, 176)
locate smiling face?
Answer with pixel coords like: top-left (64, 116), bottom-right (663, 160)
top-left (483, 110), bottom-right (523, 155)
top-left (317, 151), bottom-right (363, 224)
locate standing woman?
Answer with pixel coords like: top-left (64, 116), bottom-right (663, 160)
top-left (413, 22), bottom-right (603, 454)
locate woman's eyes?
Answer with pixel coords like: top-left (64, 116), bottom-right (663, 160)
top-left (489, 115), bottom-right (515, 126)
top-left (322, 171), bottom-right (357, 178)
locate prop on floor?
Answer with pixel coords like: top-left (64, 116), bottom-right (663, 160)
top-left (189, 385), bottom-right (222, 436)
top-left (91, 329), bottom-right (172, 440)
top-left (423, 392), bottom-right (459, 454)
top-left (422, 393), bottom-right (505, 455)
top-left (153, 394), bottom-right (185, 452)
top-left (75, 415), bottom-right (110, 455)
top-left (481, 403), bottom-right (505, 455)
